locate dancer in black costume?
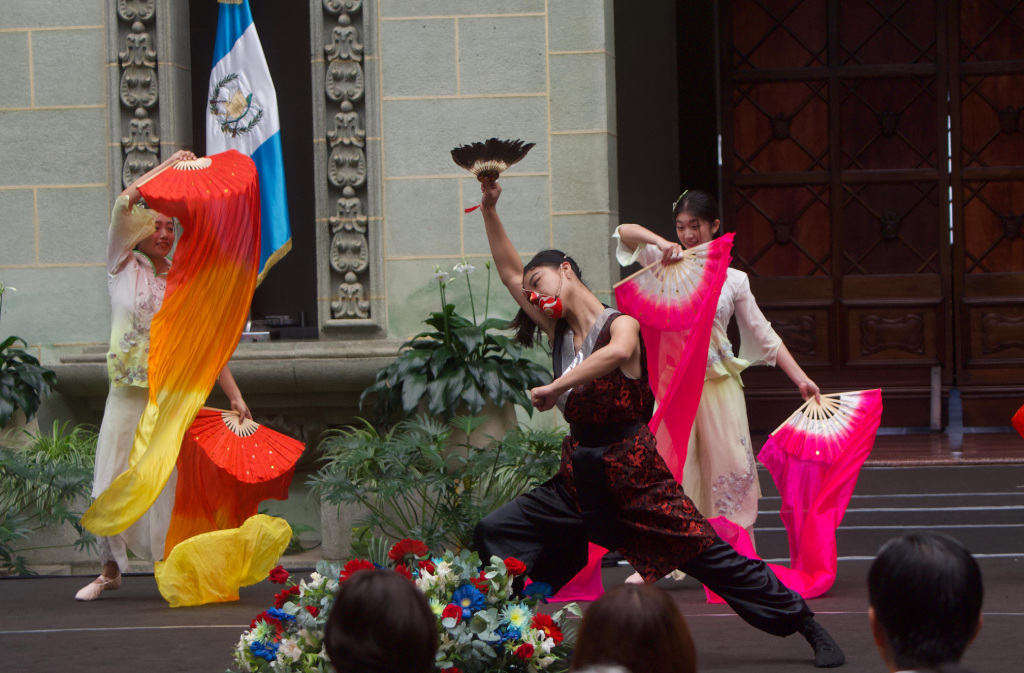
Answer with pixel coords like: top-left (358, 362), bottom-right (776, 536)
top-left (472, 179), bottom-right (845, 667)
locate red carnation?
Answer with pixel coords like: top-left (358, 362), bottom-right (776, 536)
top-left (250, 611), bottom-right (284, 634)
top-left (418, 559), bottom-right (436, 574)
top-left (274, 584), bottom-right (301, 609)
top-left (514, 643), bottom-right (535, 660)
top-left (340, 558), bottom-right (376, 582)
top-left (304, 605), bottom-right (320, 617)
top-left (470, 571), bottom-right (490, 594)
top-left (268, 564), bottom-right (290, 584)
top-left (395, 563), bottom-right (413, 580)
top-left (442, 603), bottom-right (462, 625)
top-left (447, 668), bottom-right (463, 673)
top-left (531, 613), bottom-right (564, 644)
top-left (388, 538), bottom-right (430, 565)
top-left (504, 557), bottom-right (527, 576)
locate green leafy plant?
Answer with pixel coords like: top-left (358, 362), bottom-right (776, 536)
top-left (311, 415), bottom-right (563, 552)
top-left (0, 423), bottom-right (98, 575)
top-left (361, 261), bottom-right (550, 426)
top-left (0, 283), bottom-right (58, 429)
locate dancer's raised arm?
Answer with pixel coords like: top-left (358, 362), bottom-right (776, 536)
top-left (479, 179), bottom-right (557, 343)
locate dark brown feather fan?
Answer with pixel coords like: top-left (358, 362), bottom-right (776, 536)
top-left (451, 138), bottom-right (536, 182)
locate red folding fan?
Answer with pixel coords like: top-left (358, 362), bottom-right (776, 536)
top-left (186, 408), bottom-right (304, 484)
top-left (1013, 403), bottom-right (1024, 440)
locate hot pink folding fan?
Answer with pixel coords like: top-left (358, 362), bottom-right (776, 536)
top-left (705, 389), bottom-right (883, 602)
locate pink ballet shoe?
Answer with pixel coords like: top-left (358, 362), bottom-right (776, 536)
top-left (624, 571), bottom-right (646, 585)
top-left (75, 574), bottom-right (122, 601)
top-left (625, 570), bottom-right (686, 585)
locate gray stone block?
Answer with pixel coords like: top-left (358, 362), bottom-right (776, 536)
top-left (550, 132), bottom-right (614, 213)
top-left (382, 96), bottom-right (547, 176)
top-left (381, 1), bottom-right (545, 18)
top-left (380, 19), bottom-right (457, 97)
top-left (462, 175), bottom-right (550, 256)
top-left (0, 266), bottom-right (110, 347)
top-left (0, 1), bottom-right (103, 29)
top-left (36, 187), bottom-right (108, 265)
top-left (458, 16), bottom-right (545, 95)
top-left (384, 177), bottom-right (461, 256)
top-left (551, 212), bottom-right (616, 296)
top-left (385, 257), bottom-right (453, 337)
top-left (0, 189), bottom-right (36, 265)
top-left (32, 28), bottom-right (105, 107)
top-left (549, 52), bottom-right (615, 132)
top-left (0, 109), bottom-right (107, 185)
top-left (0, 32), bottom-right (31, 108)
top-left (547, 0), bottom-right (613, 53)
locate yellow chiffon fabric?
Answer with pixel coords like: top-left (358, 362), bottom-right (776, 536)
top-left (154, 514), bottom-right (292, 607)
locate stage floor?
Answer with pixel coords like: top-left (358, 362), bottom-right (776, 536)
top-left (0, 557), bottom-right (1020, 673)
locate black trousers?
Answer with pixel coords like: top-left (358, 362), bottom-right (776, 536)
top-left (474, 476), bottom-right (813, 638)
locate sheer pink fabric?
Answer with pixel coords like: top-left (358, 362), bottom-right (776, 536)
top-left (552, 235), bottom-right (735, 602)
top-left (704, 389), bottom-right (882, 602)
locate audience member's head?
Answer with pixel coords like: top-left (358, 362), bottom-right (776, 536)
top-left (570, 583), bottom-right (696, 673)
top-left (324, 569), bottom-right (437, 673)
top-left (868, 532), bottom-right (983, 672)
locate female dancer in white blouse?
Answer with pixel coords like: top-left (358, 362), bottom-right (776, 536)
top-left (76, 150), bottom-right (251, 601)
top-left (614, 190), bottom-right (820, 583)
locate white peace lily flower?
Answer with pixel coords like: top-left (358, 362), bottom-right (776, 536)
top-left (278, 638), bottom-right (303, 662)
top-left (540, 636), bottom-right (556, 654)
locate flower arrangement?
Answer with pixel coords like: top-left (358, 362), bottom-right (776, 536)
top-left (231, 539), bottom-right (580, 673)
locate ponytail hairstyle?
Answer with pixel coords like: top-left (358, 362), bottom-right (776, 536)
top-left (508, 249), bottom-right (583, 348)
top-left (672, 189), bottom-right (720, 232)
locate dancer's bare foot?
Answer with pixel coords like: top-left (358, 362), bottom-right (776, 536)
top-left (625, 571), bottom-right (646, 584)
top-left (625, 570), bottom-right (686, 584)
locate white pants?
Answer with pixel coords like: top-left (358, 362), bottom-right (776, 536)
top-left (92, 385), bottom-right (177, 571)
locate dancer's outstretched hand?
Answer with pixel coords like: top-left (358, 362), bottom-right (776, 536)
top-left (530, 383), bottom-right (559, 412)
top-left (480, 179), bottom-right (502, 209)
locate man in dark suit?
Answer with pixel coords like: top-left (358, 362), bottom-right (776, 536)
top-left (868, 532), bottom-right (983, 673)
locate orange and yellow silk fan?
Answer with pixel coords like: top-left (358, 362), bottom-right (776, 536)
top-left (82, 150), bottom-right (261, 537)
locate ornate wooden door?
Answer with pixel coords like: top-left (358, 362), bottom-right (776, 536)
top-left (951, 1), bottom-right (1024, 425)
top-left (718, 0), bottom-right (953, 429)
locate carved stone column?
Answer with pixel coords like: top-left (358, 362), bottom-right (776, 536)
top-left (313, 0), bottom-right (384, 337)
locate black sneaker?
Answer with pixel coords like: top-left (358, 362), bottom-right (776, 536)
top-left (800, 619), bottom-right (845, 668)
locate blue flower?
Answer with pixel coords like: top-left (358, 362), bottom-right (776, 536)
top-left (523, 582), bottom-right (553, 602)
top-left (498, 626), bottom-right (522, 643)
top-left (249, 639), bottom-right (280, 662)
top-left (451, 583), bottom-right (486, 620)
top-left (266, 607), bottom-right (295, 622)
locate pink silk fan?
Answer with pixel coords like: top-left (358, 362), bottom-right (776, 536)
top-left (705, 389), bottom-right (883, 602)
top-left (552, 234), bottom-right (735, 603)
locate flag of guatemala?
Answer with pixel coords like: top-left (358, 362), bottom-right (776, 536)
top-left (206, 0), bottom-right (290, 284)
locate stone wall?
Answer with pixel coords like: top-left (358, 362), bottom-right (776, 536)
top-left (1, 0), bottom-right (619, 432)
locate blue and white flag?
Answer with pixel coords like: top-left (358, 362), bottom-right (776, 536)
top-left (207, 0), bottom-right (290, 283)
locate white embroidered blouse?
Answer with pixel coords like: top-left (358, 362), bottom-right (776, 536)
top-left (106, 195), bottom-right (168, 388)
top-left (613, 227), bottom-right (782, 381)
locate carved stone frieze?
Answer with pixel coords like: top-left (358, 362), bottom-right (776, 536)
top-left (332, 271), bottom-right (370, 319)
top-left (328, 145), bottom-right (367, 188)
top-left (861, 314), bottom-right (925, 355)
top-left (117, 15), bottom-right (158, 189)
top-left (322, 1), bottom-right (373, 323)
top-left (326, 59), bottom-right (365, 102)
top-left (327, 102), bottom-right (366, 147)
top-left (117, 0), bottom-right (155, 22)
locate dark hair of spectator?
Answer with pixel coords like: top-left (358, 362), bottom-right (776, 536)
top-left (508, 249), bottom-right (582, 348)
top-left (570, 584), bottom-right (697, 673)
top-left (673, 189), bottom-right (719, 226)
top-left (324, 569), bottom-right (438, 673)
top-left (868, 532), bottom-right (983, 670)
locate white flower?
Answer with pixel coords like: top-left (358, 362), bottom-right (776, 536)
top-left (539, 636), bottom-right (556, 654)
top-left (536, 655), bottom-right (557, 669)
top-left (428, 596), bottom-right (445, 616)
top-left (278, 638), bottom-right (303, 662)
top-left (298, 628), bottom-right (316, 647)
top-left (500, 602), bottom-right (533, 630)
top-left (453, 262), bottom-right (475, 274)
top-left (433, 270), bottom-right (450, 284)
